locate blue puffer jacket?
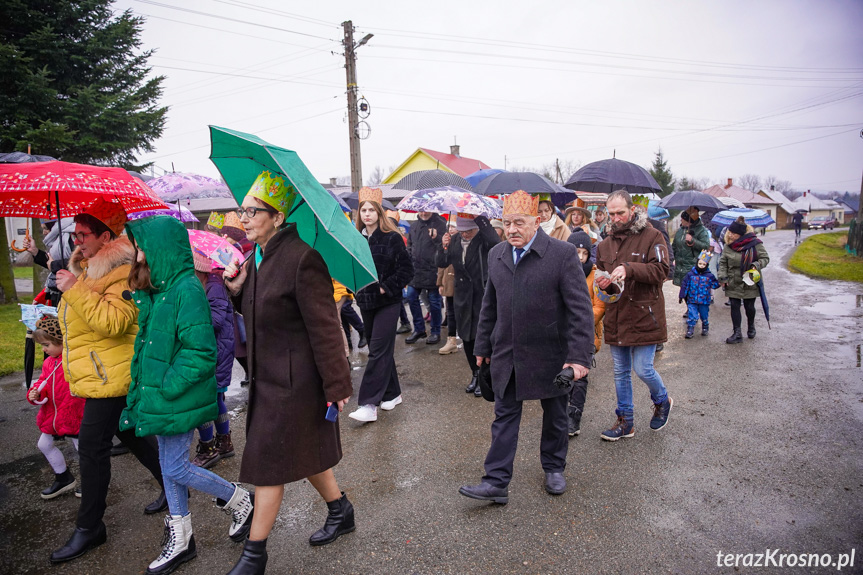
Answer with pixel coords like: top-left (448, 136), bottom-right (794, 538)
top-left (204, 273), bottom-right (235, 392)
top-left (678, 266), bottom-right (721, 305)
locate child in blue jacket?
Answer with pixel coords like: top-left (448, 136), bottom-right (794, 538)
top-left (678, 249), bottom-right (721, 339)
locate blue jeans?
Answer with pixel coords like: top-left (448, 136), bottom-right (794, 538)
top-left (609, 344), bottom-right (668, 418)
top-left (157, 430), bottom-right (236, 517)
top-left (687, 303), bottom-right (710, 327)
top-left (405, 285), bottom-right (442, 335)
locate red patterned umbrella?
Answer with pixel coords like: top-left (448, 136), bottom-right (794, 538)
top-left (0, 161), bottom-right (167, 218)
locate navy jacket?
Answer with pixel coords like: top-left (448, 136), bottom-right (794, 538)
top-left (474, 228), bottom-right (594, 401)
top-left (205, 273), bottom-right (235, 392)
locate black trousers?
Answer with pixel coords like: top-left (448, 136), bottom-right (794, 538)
top-left (341, 302), bottom-right (364, 339)
top-left (568, 375), bottom-right (589, 411)
top-left (482, 372), bottom-right (569, 489)
top-left (77, 396), bottom-right (162, 529)
top-left (358, 303), bottom-right (402, 406)
top-left (399, 300), bottom-right (409, 325)
top-left (445, 296), bottom-right (456, 337)
top-left (463, 339), bottom-right (477, 375)
top-left (729, 297), bottom-right (756, 330)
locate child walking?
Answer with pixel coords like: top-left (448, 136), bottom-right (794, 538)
top-left (678, 249), bottom-right (721, 339)
top-left (191, 251), bottom-right (235, 469)
top-left (123, 216), bottom-right (253, 575)
top-left (26, 315), bottom-right (86, 499)
top-left (566, 231), bottom-right (606, 436)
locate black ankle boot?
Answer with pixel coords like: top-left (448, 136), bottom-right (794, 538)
top-left (144, 489), bottom-right (168, 515)
top-left (50, 522), bottom-right (107, 563)
top-left (726, 328), bottom-right (743, 344)
top-left (227, 538), bottom-right (268, 575)
top-left (747, 323), bottom-right (756, 339)
top-left (465, 373), bottom-right (478, 393)
top-left (309, 492), bottom-right (355, 546)
top-left (41, 469), bottom-right (76, 499)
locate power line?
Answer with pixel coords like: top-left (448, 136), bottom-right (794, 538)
top-left (674, 128), bottom-right (857, 165)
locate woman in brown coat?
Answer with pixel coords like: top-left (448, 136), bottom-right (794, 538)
top-left (223, 172), bottom-right (354, 574)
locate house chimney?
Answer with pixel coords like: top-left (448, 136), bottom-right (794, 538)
top-left (450, 144), bottom-right (460, 157)
top-left (726, 178), bottom-right (733, 188)
top-left (329, 177), bottom-right (337, 186)
top-left (770, 185), bottom-right (775, 191)
top-left (804, 190), bottom-right (808, 197)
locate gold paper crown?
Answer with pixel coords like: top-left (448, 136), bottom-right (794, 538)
top-left (222, 211), bottom-right (245, 232)
top-left (207, 211), bottom-right (225, 229)
top-left (632, 194), bottom-right (650, 210)
top-left (503, 190), bottom-right (538, 217)
top-left (84, 197), bottom-right (127, 236)
top-left (536, 193), bottom-right (552, 203)
top-left (247, 170), bottom-right (296, 215)
top-left (358, 187), bottom-right (383, 206)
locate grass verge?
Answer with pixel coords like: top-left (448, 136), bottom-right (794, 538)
top-left (0, 303), bottom-right (43, 377)
top-left (13, 266), bottom-right (32, 280)
top-left (788, 232), bottom-right (863, 283)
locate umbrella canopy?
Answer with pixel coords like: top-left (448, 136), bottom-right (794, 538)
top-left (147, 172), bottom-right (232, 202)
top-left (396, 186), bottom-right (502, 218)
top-left (0, 152), bottom-right (57, 163)
top-left (128, 204), bottom-right (199, 223)
top-left (188, 229), bottom-right (244, 270)
top-left (565, 158), bottom-right (662, 196)
top-left (391, 170), bottom-right (473, 194)
top-left (474, 172), bottom-right (575, 207)
top-left (647, 200), bottom-right (669, 220)
top-left (208, 126), bottom-right (377, 292)
top-left (340, 191), bottom-right (396, 211)
top-left (326, 189), bottom-right (352, 213)
top-left (0, 160), bottom-right (167, 219)
top-left (657, 189), bottom-right (727, 211)
top-left (465, 168), bottom-right (505, 188)
top-left (710, 208), bottom-right (775, 228)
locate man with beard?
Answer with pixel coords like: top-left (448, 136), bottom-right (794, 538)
top-left (595, 190), bottom-right (673, 442)
top-left (458, 191), bottom-right (593, 503)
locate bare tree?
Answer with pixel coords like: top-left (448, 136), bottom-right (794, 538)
top-left (509, 159), bottom-right (581, 184)
top-left (366, 165), bottom-right (386, 186)
top-left (676, 176), bottom-right (709, 191)
top-left (738, 174), bottom-right (762, 192)
top-left (763, 175), bottom-right (792, 193)
top-left (335, 175), bottom-right (352, 186)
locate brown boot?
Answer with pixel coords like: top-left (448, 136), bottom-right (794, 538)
top-left (192, 438), bottom-right (220, 469)
top-left (215, 432), bottom-right (235, 459)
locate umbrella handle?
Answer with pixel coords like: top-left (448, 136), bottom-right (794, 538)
top-left (30, 380), bottom-right (49, 404)
top-left (10, 229), bottom-right (30, 252)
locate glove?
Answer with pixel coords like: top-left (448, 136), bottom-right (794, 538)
top-left (553, 367), bottom-right (575, 392)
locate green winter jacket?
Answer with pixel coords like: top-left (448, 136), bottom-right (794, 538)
top-left (717, 238), bottom-right (770, 300)
top-left (120, 216), bottom-right (218, 437)
top-left (672, 219), bottom-right (711, 286)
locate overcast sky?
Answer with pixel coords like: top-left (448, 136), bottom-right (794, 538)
top-left (120, 0), bottom-right (863, 194)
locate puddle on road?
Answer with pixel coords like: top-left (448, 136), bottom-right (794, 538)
top-left (806, 293), bottom-right (862, 316)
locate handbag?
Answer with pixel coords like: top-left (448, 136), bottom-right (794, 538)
top-left (477, 362), bottom-right (494, 402)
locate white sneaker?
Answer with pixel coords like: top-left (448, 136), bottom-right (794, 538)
top-left (380, 395), bottom-right (402, 411)
top-left (348, 405), bottom-right (377, 422)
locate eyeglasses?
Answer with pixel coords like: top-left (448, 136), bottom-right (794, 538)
top-left (72, 231), bottom-right (97, 243)
top-left (235, 206), bottom-right (276, 219)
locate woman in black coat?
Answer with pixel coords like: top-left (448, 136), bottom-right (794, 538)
top-left (348, 190), bottom-right (414, 424)
top-left (436, 215), bottom-right (500, 395)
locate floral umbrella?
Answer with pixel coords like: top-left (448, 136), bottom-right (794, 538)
top-left (188, 229), bottom-right (244, 270)
top-left (396, 186), bottom-right (502, 218)
top-left (147, 172), bottom-right (232, 202)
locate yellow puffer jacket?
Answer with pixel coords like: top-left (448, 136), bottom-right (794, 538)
top-left (59, 237), bottom-right (139, 398)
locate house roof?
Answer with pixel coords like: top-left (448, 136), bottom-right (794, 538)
top-left (418, 148), bottom-right (490, 178)
top-left (703, 183), bottom-right (780, 205)
top-left (841, 198), bottom-right (859, 212)
top-left (758, 189), bottom-right (798, 214)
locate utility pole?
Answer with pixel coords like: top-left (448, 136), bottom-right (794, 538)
top-left (342, 21), bottom-right (372, 193)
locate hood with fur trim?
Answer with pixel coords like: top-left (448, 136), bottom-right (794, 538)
top-left (609, 206), bottom-right (649, 237)
top-left (68, 236), bottom-right (135, 280)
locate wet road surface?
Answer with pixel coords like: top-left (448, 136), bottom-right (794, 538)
top-left (1, 229), bottom-right (861, 574)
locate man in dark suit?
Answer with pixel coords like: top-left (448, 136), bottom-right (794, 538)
top-left (459, 191), bottom-right (594, 503)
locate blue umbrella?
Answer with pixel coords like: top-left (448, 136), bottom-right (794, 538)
top-left (648, 200), bottom-right (669, 220)
top-left (710, 208), bottom-right (775, 228)
top-left (465, 168), bottom-right (505, 188)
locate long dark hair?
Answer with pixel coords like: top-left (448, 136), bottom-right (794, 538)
top-left (128, 250), bottom-right (154, 291)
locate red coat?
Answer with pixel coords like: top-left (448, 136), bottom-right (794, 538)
top-left (26, 355), bottom-right (85, 436)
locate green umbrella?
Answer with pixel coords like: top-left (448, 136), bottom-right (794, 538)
top-left (209, 126), bottom-right (377, 292)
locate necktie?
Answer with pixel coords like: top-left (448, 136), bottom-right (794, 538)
top-left (514, 247), bottom-right (525, 264)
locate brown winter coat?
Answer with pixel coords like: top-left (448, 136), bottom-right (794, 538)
top-left (233, 225), bottom-right (352, 486)
top-left (436, 265), bottom-right (455, 297)
top-left (596, 210), bottom-right (670, 346)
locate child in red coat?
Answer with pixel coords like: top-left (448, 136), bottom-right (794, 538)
top-left (26, 315), bottom-right (85, 499)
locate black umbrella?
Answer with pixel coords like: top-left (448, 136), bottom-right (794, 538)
top-left (474, 172), bottom-right (575, 207)
top-left (657, 190), bottom-right (726, 211)
top-left (340, 191), bottom-right (396, 211)
top-left (757, 279), bottom-right (771, 330)
top-left (391, 170), bottom-right (473, 195)
top-left (0, 151), bottom-right (57, 163)
top-left (565, 157), bottom-right (662, 195)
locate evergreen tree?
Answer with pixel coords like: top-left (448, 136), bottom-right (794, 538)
top-left (0, 0), bottom-right (167, 169)
top-left (649, 148), bottom-right (675, 197)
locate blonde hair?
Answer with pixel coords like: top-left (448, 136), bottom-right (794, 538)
top-left (356, 201), bottom-right (398, 234)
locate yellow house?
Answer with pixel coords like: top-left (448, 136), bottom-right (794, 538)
top-left (383, 145), bottom-right (491, 184)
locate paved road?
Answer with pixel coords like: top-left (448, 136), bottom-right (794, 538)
top-left (1, 229), bottom-right (861, 575)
